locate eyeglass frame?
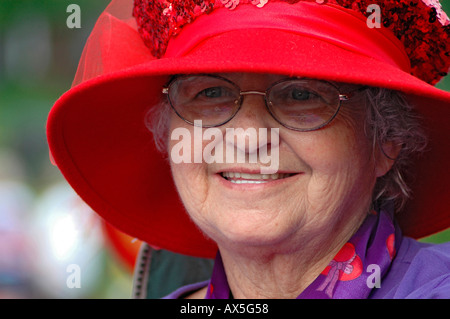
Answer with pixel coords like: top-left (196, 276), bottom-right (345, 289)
top-left (162, 74), bottom-right (366, 132)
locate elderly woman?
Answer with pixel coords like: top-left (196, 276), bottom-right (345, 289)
top-left (47, 0), bottom-right (450, 299)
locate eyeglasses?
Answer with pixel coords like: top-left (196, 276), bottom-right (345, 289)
top-left (162, 74), bottom-right (361, 132)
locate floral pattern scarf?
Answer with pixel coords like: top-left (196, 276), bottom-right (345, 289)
top-left (205, 204), bottom-right (402, 299)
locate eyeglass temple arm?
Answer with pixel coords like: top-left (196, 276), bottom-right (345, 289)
top-left (339, 85), bottom-right (369, 101)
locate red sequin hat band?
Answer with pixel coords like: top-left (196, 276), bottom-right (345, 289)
top-left (164, 2), bottom-right (411, 73)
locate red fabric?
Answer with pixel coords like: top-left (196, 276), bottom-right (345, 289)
top-left (165, 2), bottom-right (410, 73)
top-left (47, 1), bottom-right (450, 258)
top-left (134, 0), bottom-right (450, 84)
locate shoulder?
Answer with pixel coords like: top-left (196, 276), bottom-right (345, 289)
top-left (372, 237), bottom-right (450, 299)
top-left (162, 280), bottom-right (209, 299)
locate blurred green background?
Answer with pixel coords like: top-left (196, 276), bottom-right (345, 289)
top-left (0, 0), bottom-right (449, 298)
top-left (0, 0), bottom-right (133, 298)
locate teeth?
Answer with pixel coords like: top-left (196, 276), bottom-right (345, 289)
top-left (221, 172), bottom-right (292, 181)
top-left (228, 180), bottom-right (268, 184)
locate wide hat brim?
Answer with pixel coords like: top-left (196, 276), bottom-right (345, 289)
top-left (47, 8), bottom-right (450, 259)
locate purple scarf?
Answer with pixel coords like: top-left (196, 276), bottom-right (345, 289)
top-left (205, 205), bottom-right (402, 299)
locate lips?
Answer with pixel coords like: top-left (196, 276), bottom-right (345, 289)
top-left (221, 171), bottom-right (295, 184)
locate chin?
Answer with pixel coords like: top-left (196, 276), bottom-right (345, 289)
top-left (204, 210), bottom-right (301, 252)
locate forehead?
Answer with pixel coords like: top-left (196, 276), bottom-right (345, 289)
top-left (205, 72), bottom-right (361, 92)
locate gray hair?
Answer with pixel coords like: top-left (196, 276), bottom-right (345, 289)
top-left (145, 86), bottom-right (428, 212)
top-left (362, 87), bottom-right (428, 211)
top-left (145, 98), bottom-right (171, 154)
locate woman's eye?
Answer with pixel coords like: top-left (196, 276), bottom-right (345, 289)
top-left (291, 89), bottom-right (311, 101)
top-left (199, 87), bottom-right (224, 98)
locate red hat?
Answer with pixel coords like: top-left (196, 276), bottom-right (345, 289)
top-left (47, 0), bottom-right (450, 259)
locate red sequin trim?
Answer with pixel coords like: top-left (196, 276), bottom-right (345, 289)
top-left (133, 0), bottom-right (450, 84)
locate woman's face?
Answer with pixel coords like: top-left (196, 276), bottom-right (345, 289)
top-left (168, 73), bottom-right (390, 252)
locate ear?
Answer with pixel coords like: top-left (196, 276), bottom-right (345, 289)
top-left (374, 141), bottom-right (402, 177)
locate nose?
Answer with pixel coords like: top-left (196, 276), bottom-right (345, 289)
top-left (231, 92), bottom-right (272, 127)
top-left (224, 93), bottom-right (276, 157)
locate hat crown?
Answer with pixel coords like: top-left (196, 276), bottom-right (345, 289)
top-left (133, 0), bottom-right (450, 84)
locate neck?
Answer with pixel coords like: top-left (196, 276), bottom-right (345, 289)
top-left (217, 212), bottom-right (367, 299)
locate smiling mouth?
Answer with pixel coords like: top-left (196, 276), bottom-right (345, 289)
top-left (220, 172), bottom-right (296, 184)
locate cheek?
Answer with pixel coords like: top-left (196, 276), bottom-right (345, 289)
top-left (167, 116), bottom-right (209, 213)
top-left (285, 118), bottom-right (376, 208)
top-left (310, 109), bottom-right (373, 175)
top-left (168, 137), bottom-right (210, 211)
top-left (292, 129), bottom-right (370, 174)
top-left (168, 118), bottom-right (227, 230)
top-left (170, 156), bottom-right (220, 236)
